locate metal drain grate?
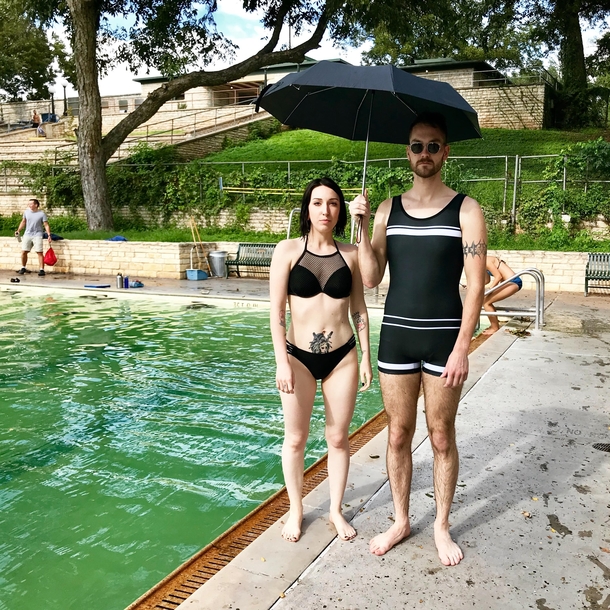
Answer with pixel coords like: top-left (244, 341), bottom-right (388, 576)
top-left (126, 410), bottom-right (389, 610)
top-left (593, 443), bottom-right (610, 452)
top-left (128, 332), bottom-right (492, 610)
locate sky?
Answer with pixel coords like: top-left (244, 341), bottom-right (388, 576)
top-left (55, 0), bottom-right (370, 98)
top-left (53, 2), bottom-right (608, 99)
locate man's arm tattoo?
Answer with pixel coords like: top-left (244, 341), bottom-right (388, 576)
top-left (352, 311), bottom-right (366, 332)
top-left (462, 240), bottom-right (487, 258)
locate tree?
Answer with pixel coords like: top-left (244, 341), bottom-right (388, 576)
top-left (0, 0), bottom-right (64, 101)
top-left (347, 1), bottom-right (546, 71)
top-left (28, 0), bottom-right (393, 230)
top-left (352, 0), bottom-right (610, 126)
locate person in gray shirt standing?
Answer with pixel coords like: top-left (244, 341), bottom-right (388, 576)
top-left (15, 199), bottom-right (52, 276)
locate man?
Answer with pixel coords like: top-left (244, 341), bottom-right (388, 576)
top-left (349, 112), bottom-right (487, 566)
top-left (15, 199), bottom-right (52, 276)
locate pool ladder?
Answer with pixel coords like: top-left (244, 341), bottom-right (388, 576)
top-left (481, 267), bottom-right (545, 330)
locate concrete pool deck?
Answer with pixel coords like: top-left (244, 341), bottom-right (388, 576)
top-left (2, 270), bottom-right (609, 609)
top-left (174, 291), bottom-right (610, 610)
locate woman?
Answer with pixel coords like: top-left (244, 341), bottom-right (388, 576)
top-left (483, 255), bottom-right (522, 335)
top-left (270, 177), bottom-right (372, 543)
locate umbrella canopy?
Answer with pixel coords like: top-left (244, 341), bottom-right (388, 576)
top-left (256, 60), bottom-right (482, 145)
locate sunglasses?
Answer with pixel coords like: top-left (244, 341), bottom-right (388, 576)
top-left (409, 141), bottom-right (443, 155)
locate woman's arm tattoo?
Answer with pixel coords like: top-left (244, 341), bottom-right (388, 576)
top-left (463, 240), bottom-right (487, 258)
top-left (279, 310), bottom-right (286, 328)
top-left (352, 311), bottom-right (366, 331)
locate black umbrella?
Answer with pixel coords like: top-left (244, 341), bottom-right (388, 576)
top-left (256, 60), bottom-right (482, 237)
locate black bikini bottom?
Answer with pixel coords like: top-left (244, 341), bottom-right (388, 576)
top-left (286, 335), bottom-right (356, 380)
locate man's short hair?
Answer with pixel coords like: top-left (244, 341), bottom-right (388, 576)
top-left (409, 112), bottom-right (448, 143)
top-left (29, 198), bottom-right (40, 207)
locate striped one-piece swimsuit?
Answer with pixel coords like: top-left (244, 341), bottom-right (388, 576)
top-left (377, 193), bottom-right (465, 377)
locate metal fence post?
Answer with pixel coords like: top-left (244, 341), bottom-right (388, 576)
top-left (287, 161), bottom-right (291, 184)
top-left (503, 155), bottom-right (508, 213)
top-left (562, 155), bottom-right (567, 190)
top-left (511, 155), bottom-right (519, 225)
top-left (584, 157), bottom-right (588, 194)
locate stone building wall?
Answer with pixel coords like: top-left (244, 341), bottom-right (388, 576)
top-left (458, 84), bottom-right (547, 129)
top-left (416, 69), bottom-right (475, 89)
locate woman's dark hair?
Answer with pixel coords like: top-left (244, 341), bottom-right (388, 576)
top-left (299, 177), bottom-right (347, 237)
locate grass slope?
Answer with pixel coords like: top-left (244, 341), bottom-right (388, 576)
top-left (204, 127), bottom-right (609, 164)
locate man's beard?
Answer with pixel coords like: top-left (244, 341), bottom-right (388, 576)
top-left (410, 157), bottom-right (443, 178)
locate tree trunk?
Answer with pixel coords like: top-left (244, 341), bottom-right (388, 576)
top-left (555, 0), bottom-right (587, 91)
top-left (67, 0), bottom-right (114, 230)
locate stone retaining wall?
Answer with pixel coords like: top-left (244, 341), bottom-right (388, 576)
top-left (0, 238), bottom-right (239, 279)
top-left (486, 249), bottom-right (589, 293)
top-left (0, 237), bottom-right (597, 292)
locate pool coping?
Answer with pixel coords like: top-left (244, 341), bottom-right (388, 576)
top-left (172, 326), bottom-right (522, 610)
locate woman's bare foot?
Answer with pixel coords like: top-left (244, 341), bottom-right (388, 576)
top-left (369, 522), bottom-right (410, 556)
top-left (482, 326), bottom-right (499, 336)
top-left (434, 523), bottom-right (463, 566)
top-left (281, 512), bottom-right (302, 542)
top-left (329, 511), bottom-right (357, 541)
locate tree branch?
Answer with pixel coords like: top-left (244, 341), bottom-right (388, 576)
top-left (101, 2), bottom-right (332, 161)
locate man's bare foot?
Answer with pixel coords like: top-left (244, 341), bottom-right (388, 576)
top-left (434, 523), bottom-right (463, 566)
top-left (281, 512), bottom-right (302, 542)
top-left (329, 511), bottom-right (357, 541)
top-left (369, 522), bottom-right (410, 556)
top-left (481, 327), bottom-right (499, 336)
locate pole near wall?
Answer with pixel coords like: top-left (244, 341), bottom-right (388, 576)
top-left (511, 155), bottom-right (519, 225)
top-left (502, 155), bottom-right (508, 214)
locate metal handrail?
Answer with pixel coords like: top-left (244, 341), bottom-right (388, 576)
top-left (482, 267), bottom-right (545, 329)
top-left (286, 208), bottom-right (300, 239)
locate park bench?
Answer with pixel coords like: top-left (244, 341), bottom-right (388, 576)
top-left (584, 252), bottom-right (610, 296)
top-left (226, 243), bottom-right (276, 278)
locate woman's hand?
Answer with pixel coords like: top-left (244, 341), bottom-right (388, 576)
top-left (359, 357), bottom-right (373, 391)
top-left (276, 361), bottom-right (295, 394)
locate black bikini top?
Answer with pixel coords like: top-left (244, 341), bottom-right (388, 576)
top-left (287, 239), bottom-right (352, 299)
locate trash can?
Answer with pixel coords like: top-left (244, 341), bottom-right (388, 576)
top-left (208, 251), bottom-right (227, 278)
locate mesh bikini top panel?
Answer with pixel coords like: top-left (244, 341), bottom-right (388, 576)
top-left (287, 241), bottom-right (352, 299)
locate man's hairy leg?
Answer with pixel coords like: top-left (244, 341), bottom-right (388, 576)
top-left (370, 372), bottom-right (420, 556)
top-left (422, 374), bottom-right (464, 566)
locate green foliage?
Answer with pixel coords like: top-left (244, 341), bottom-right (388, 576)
top-left (0, 0), bottom-right (63, 101)
top-left (49, 215), bottom-right (88, 233)
top-left (489, 225), bottom-right (610, 252)
top-left (9, 129), bottom-right (610, 249)
top-left (519, 138), bottom-right (610, 232)
top-left (0, 213), bottom-right (23, 234)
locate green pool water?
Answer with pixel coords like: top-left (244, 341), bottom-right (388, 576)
top-left (0, 292), bottom-right (383, 610)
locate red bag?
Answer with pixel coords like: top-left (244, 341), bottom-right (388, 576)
top-left (43, 247), bottom-right (58, 266)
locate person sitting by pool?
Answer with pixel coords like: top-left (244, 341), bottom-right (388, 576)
top-left (482, 255), bottom-right (523, 335)
top-left (269, 177), bottom-right (372, 543)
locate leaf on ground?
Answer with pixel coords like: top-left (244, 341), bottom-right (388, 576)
top-left (506, 329), bottom-right (531, 337)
